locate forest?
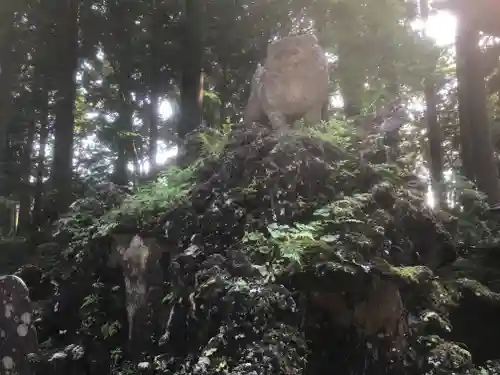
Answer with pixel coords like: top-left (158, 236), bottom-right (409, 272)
top-left (3, 0), bottom-right (500, 374)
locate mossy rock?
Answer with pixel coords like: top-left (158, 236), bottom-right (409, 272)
top-left (446, 278), bottom-right (500, 363)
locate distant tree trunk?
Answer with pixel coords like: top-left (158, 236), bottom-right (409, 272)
top-left (143, 6), bottom-right (163, 177)
top-left (178, 0), bottom-right (205, 163)
top-left (336, 24), bottom-right (365, 118)
top-left (130, 144), bottom-right (141, 180)
top-left (420, 0), bottom-right (443, 208)
top-left (455, 18), bottom-right (476, 182)
top-left (17, 115), bottom-right (36, 235)
top-left (0, 19), bottom-right (19, 234)
top-left (321, 99), bottom-right (330, 123)
top-left (113, 143), bottom-right (128, 186)
top-left (219, 62), bottom-right (229, 124)
top-left (51, 0), bottom-right (79, 216)
top-left (107, 0), bottom-right (140, 186)
top-left (456, 17), bottom-right (500, 204)
top-left (33, 86), bottom-right (49, 229)
top-left (113, 93), bottom-right (132, 186)
top-left (424, 81), bottom-right (444, 206)
top-left (0, 62), bottom-right (15, 200)
top-left (113, 83), bottom-right (139, 185)
top-left (31, 0), bottom-right (54, 231)
top-left (145, 97), bottom-right (158, 174)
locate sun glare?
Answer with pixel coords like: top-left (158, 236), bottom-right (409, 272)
top-left (158, 99), bottom-right (173, 121)
top-left (426, 11), bottom-right (457, 46)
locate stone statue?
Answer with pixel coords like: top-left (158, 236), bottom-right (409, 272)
top-left (243, 34), bottom-right (330, 133)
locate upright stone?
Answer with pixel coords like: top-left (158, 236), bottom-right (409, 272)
top-left (0, 275), bottom-right (39, 375)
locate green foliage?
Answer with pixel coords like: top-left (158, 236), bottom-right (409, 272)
top-left (104, 164), bottom-right (198, 229)
top-left (245, 195), bottom-right (373, 271)
top-left (198, 122), bottom-right (233, 158)
top-left (303, 119), bottom-right (357, 151)
top-left (101, 321), bottom-right (122, 339)
top-left (80, 292), bottom-right (102, 336)
top-left (440, 175), bottom-right (500, 246)
top-left (50, 163), bottom-right (200, 278)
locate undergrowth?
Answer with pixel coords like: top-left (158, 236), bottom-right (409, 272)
top-left (103, 163), bottom-right (198, 230)
top-left (34, 117), bottom-right (500, 375)
top-left (198, 122), bottom-right (233, 158)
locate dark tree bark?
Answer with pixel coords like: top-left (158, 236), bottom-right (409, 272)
top-left (145, 98), bottom-right (158, 174)
top-left (113, 89), bottom-right (133, 186)
top-left (0, 61), bottom-right (15, 200)
top-left (108, 0), bottom-right (141, 185)
top-left (420, 0), bottom-right (444, 208)
top-left (424, 81), bottom-right (444, 205)
top-left (178, 0), bottom-right (205, 145)
top-left (113, 85), bottom-right (140, 185)
top-left (321, 99), bottom-right (330, 123)
top-left (17, 114), bottom-right (36, 235)
top-left (30, 0), bottom-right (55, 231)
top-left (455, 18), bottom-right (476, 182)
top-left (456, 16), bottom-right (500, 204)
top-left (219, 62), bottom-right (229, 124)
top-left (0, 17), bottom-right (21, 234)
top-left (337, 34), bottom-right (364, 118)
top-left (51, 0), bottom-right (79, 216)
top-left (33, 86), bottom-right (49, 230)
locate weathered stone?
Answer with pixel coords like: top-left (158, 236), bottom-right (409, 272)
top-left (110, 235), bottom-right (165, 348)
top-left (0, 275), bottom-right (39, 375)
top-left (243, 33), bottom-right (330, 132)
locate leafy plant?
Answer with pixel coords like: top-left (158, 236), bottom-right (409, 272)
top-left (101, 321), bottom-right (122, 339)
top-left (103, 163), bottom-right (198, 228)
top-left (198, 122), bottom-right (233, 158)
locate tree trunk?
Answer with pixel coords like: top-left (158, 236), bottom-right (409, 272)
top-left (219, 62), bottom-right (228, 124)
top-left (0, 17), bottom-right (19, 234)
top-left (178, 0), bottom-right (204, 143)
top-left (0, 62), bottom-right (15, 201)
top-left (113, 143), bottom-right (128, 186)
top-left (51, 0), bottom-right (79, 216)
top-left (146, 98), bottom-right (158, 174)
top-left (455, 17), bottom-right (476, 182)
top-left (424, 82), bottom-right (444, 206)
top-left (33, 86), bottom-right (49, 230)
top-left (17, 116), bottom-right (36, 235)
top-left (112, 88), bottom-right (135, 186)
top-left (337, 39), bottom-right (364, 118)
top-left (420, 0), bottom-right (444, 208)
top-left (456, 17), bottom-right (500, 204)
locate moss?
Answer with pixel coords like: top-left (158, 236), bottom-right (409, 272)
top-left (453, 278), bottom-right (500, 302)
top-left (389, 265), bottom-right (433, 284)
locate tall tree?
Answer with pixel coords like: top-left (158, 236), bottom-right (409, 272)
top-left (455, 20), bottom-right (476, 181)
top-left (456, 15), bottom-right (500, 204)
top-left (17, 104), bottom-right (36, 235)
top-left (51, 0), bottom-right (80, 215)
top-left (420, 0), bottom-right (443, 208)
top-left (178, 0), bottom-right (204, 149)
top-left (0, 4), bottom-right (28, 233)
top-left (33, 85), bottom-right (50, 230)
